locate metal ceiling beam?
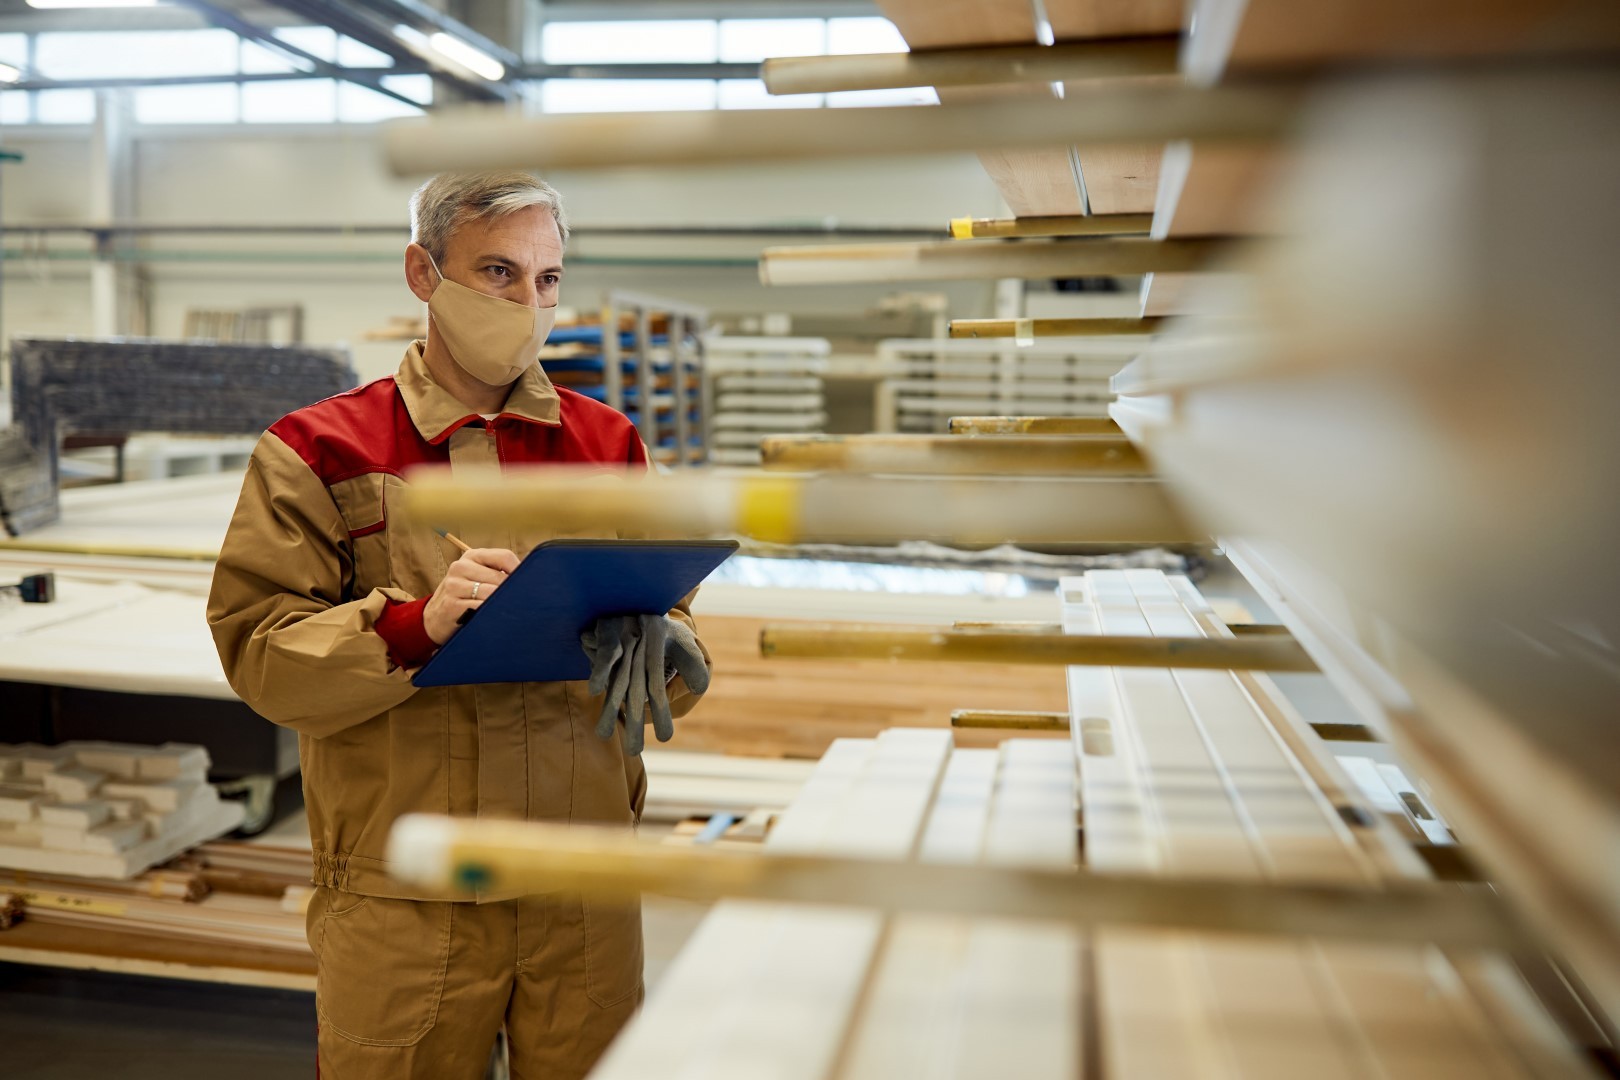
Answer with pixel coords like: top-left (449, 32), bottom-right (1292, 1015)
top-left (258, 0), bottom-right (514, 102)
top-left (171, 0), bottom-right (428, 110)
top-left (6, 70), bottom-right (428, 92)
top-left (345, 0), bottom-right (521, 71)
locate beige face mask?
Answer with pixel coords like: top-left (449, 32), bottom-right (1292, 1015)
top-left (426, 252), bottom-right (556, 387)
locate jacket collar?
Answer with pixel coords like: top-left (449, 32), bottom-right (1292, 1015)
top-left (395, 340), bottom-right (561, 445)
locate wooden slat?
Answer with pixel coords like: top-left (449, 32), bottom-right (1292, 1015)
top-left (1046, 0), bottom-right (1184, 40)
top-left (877, 0), bottom-right (1086, 217)
top-left (1186, 0), bottom-right (1620, 80)
top-left (875, 0), bottom-right (1038, 49)
top-left (1077, 143), bottom-right (1165, 215)
top-left (1073, 569), bottom-right (1556, 1080)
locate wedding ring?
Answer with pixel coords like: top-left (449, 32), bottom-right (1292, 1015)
top-left (471, 581), bottom-right (481, 601)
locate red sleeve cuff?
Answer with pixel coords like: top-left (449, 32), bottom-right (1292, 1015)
top-left (375, 596), bottom-right (438, 669)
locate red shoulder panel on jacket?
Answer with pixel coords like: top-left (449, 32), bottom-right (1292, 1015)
top-left (268, 378), bottom-right (443, 484)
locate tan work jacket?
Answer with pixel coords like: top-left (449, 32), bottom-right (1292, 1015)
top-left (208, 343), bottom-right (707, 900)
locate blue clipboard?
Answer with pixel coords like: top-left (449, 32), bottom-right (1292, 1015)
top-left (411, 538), bottom-right (737, 688)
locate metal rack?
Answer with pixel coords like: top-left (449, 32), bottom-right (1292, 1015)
top-left (600, 290), bottom-right (710, 468)
top-left (874, 337), bottom-right (1138, 434)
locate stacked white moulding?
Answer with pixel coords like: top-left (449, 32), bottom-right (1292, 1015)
top-left (704, 336), bottom-right (830, 467)
top-left (874, 338), bottom-right (1137, 433)
top-left (0, 741), bottom-right (243, 878)
top-left (592, 727), bottom-right (1085, 1080)
top-left (1061, 570), bottom-right (1592, 1080)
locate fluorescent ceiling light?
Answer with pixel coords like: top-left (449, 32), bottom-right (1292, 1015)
top-left (27, 0), bottom-right (165, 8)
top-left (427, 32), bottom-right (504, 82)
top-left (0, 63), bottom-right (19, 84)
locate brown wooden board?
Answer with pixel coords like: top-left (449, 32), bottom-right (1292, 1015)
top-left (676, 614), bottom-right (1069, 759)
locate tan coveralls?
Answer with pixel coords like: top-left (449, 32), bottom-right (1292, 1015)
top-left (208, 344), bottom-right (708, 1079)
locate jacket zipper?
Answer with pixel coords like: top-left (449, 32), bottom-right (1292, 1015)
top-left (486, 420), bottom-right (501, 468)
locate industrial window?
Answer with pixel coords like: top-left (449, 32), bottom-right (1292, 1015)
top-left (135, 83), bottom-right (240, 125)
top-left (35, 30), bottom-right (239, 81)
top-left (826, 17), bottom-right (908, 55)
top-left (34, 89), bottom-right (94, 124)
top-left (241, 78), bottom-right (339, 124)
top-left (0, 91), bottom-right (27, 126)
top-left (716, 19), bottom-right (825, 63)
top-left (827, 87), bottom-right (938, 108)
top-left (538, 16), bottom-right (915, 113)
top-left (716, 79), bottom-right (822, 110)
top-left (542, 20), bottom-right (720, 65)
top-left (337, 80), bottom-right (424, 122)
top-left (540, 78), bottom-right (718, 114)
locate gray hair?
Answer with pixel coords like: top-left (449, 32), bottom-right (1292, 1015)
top-left (409, 171), bottom-right (570, 263)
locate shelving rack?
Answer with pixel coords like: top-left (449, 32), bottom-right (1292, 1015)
top-left (601, 290), bottom-right (710, 468)
top-left (704, 335), bottom-right (829, 466)
top-left (874, 337), bottom-right (1135, 433)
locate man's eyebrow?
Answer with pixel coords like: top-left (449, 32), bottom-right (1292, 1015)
top-left (474, 253), bottom-right (564, 274)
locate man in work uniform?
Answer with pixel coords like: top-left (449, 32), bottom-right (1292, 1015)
top-left (207, 171), bottom-right (710, 1079)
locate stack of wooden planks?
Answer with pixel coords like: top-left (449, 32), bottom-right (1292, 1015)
top-left (590, 570), bottom-right (1596, 1078)
top-left (706, 336), bottom-right (830, 466)
top-left (591, 726), bottom-right (1082, 1080)
top-left (0, 741), bottom-right (243, 877)
top-left (1064, 569), bottom-right (1591, 1079)
top-left (0, 837), bottom-right (317, 989)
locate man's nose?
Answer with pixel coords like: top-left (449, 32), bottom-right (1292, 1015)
top-left (513, 279), bottom-right (541, 307)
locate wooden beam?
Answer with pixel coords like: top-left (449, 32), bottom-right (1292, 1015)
top-left (758, 434), bottom-right (1150, 476)
top-left (383, 83), bottom-right (1298, 174)
top-left (759, 625), bottom-right (1320, 672)
top-left (396, 469), bottom-right (1203, 545)
top-left (1310, 722), bottom-right (1380, 742)
top-left (761, 37), bottom-right (1179, 96)
top-left (948, 213), bottom-right (1152, 239)
top-left (385, 816), bottom-right (1534, 950)
top-left (949, 416), bottom-right (1123, 435)
top-left (950, 316), bottom-right (1165, 339)
top-left (759, 237), bottom-right (1225, 286)
top-left (951, 709), bottom-right (1070, 732)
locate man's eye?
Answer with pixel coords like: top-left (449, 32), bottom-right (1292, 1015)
top-left (542, 275), bottom-right (561, 287)
top-left (487, 266), bottom-right (510, 278)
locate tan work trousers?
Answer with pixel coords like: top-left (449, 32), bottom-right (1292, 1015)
top-left (306, 886), bottom-right (643, 1079)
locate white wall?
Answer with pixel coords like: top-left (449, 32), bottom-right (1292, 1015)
top-left (3, 123), bottom-right (1010, 382)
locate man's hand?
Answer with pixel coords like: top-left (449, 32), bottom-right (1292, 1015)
top-left (582, 614), bottom-right (709, 756)
top-left (423, 547), bottom-right (519, 645)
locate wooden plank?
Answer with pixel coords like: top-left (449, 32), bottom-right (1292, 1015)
top-left (1187, 0), bottom-right (1620, 80)
top-left (759, 237), bottom-right (1223, 286)
top-left (0, 918), bottom-right (315, 991)
top-left (759, 433), bottom-right (1151, 476)
top-left (949, 316), bottom-right (1162, 339)
top-left (950, 214), bottom-right (1154, 240)
top-left (837, 748), bottom-right (996, 1080)
top-left (383, 85), bottom-right (1298, 176)
top-left (953, 741), bottom-right (1080, 1079)
top-left (1125, 571), bottom-right (1365, 886)
top-left (399, 471), bottom-right (1204, 547)
top-left (1077, 143), bottom-right (1165, 215)
top-left (759, 624), bottom-right (1316, 671)
top-left (594, 731), bottom-right (954, 1080)
top-left (1153, 139), bottom-right (1283, 241)
top-left (763, 39), bottom-right (1178, 96)
top-left (1045, 0), bottom-right (1184, 40)
top-left (875, 0), bottom-right (1038, 49)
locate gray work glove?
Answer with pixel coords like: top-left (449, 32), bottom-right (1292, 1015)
top-left (582, 614), bottom-right (709, 756)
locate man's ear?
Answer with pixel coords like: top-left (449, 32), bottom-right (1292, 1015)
top-left (405, 243), bottom-right (438, 304)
